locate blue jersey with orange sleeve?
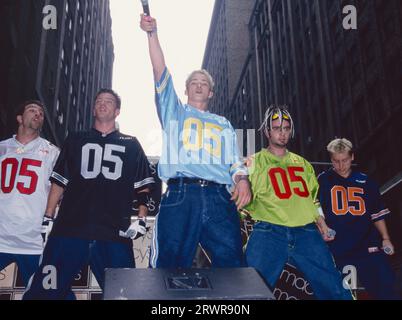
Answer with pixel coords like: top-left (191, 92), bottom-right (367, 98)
top-left (318, 168), bottom-right (390, 258)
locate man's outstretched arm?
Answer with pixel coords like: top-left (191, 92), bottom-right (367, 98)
top-left (140, 14), bottom-right (166, 82)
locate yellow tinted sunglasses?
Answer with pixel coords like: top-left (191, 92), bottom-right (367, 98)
top-left (272, 113), bottom-right (290, 120)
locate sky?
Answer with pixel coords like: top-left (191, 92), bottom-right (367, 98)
top-left (109, 0), bottom-right (215, 156)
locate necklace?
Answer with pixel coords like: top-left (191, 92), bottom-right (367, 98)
top-left (16, 147), bottom-right (25, 154)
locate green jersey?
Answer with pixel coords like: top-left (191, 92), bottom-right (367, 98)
top-left (245, 149), bottom-right (320, 227)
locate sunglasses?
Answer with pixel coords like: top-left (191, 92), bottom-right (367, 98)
top-left (272, 113), bottom-right (290, 120)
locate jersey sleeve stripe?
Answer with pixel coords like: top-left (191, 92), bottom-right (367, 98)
top-left (50, 172), bottom-right (69, 186)
top-left (230, 162), bottom-right (248, 175)
top-left (230, 163), bottom-right (248, 183)
top-left (155, 68), bottom-right (170, 94)
top-left (371, 208), bottom-right (390, 220)
top-left (134, 177), bottom-right (155, 189)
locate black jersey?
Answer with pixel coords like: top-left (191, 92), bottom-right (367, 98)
top-left (49, 129), bottom-right (154, 241)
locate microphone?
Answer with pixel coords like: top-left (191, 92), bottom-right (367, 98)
top-left (140, 0), bottom-right (150, 16)
top-left (140, 0), bottom-right (152, 37)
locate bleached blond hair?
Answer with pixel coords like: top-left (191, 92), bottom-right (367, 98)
top-left (326, 138), bottom-right (354, 155)
top-left (185, 69), bottom-right (215, 91)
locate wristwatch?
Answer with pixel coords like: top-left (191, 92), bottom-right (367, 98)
top-left (236, 175), bottom-right (249, 183)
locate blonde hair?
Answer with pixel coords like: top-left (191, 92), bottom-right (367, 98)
top-left (327, 138), bottom-right (353, 155)
top-left (185, 70), bottom-right (215, 91)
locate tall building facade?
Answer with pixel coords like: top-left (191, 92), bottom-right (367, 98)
top-left (202, 0), bottom-right (255, 117)
top-left (203, 0), bottom-right (402, 256)
top-left (0, 0), bottom-right (114, 145)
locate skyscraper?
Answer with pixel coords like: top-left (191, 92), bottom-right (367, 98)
top-left (0, 0), bottom-right (114, 145)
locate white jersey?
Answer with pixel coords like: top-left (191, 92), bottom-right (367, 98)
top-left (0, 136), bottom-right (59, 254)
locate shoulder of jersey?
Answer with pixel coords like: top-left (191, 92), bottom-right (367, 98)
top-left (42, 138), bottom-right (60, 151)
top-left (352, 172), bottom-right (368, 184)
top-left (317, 168), bottom-right (334, 179)
top-left (0, 137), bottom-right (13, 146)
top-left (209, 112), bottom-right (231, 126)
top-left (288, 151), bottom-right (311, 165)
top-left (317, 170), bottom-right (327, 180)
top-left (0, 138), bottom-right (13, 156)
top-left (213, 113), bottom-right (228, 122)
top-left (118, 133), bottom-right (137, 141)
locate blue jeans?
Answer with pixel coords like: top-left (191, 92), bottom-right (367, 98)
top-left (0, 252), bottom-right (40, 287)
top-left (22, 236), bottom-right (135, 300)
top-left (246, 221), bottom-right (352, 300)
top-left (150, 182), bottom-right (244, 268)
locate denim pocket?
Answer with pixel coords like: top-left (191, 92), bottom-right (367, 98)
top-left (209, 190), bottom-right (237, 223)
top-left (216, 187), bottom-right (233, 204)
top-left (160, 189), bottom-right (186, 208)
